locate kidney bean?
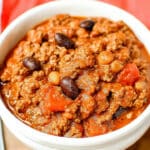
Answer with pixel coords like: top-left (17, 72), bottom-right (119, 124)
top-left (60, 76), bottom-right (79, 99)
top-left (23, 57), bottom-right (41, 71)
top-left (80, 20), bottom-right (95, 31)
top-left (55, 33), bottom-right (75, 49)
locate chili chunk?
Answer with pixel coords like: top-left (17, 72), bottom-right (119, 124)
top-left (0, 14), bottom-right (150, 137)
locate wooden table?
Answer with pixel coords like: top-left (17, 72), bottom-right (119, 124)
top-left (3, 125), bottom-right (150, 150)
top-left (4, 125), bottom-right (29, 150)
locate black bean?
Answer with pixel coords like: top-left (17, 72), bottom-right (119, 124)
top-left (55, 33), bottom-right (75, 49)
top-left (23, 57), bottom-right (41, 71)
top-left (60, 77), bottom-right (79, 99)
top-left (80, 20), bottom-right (95, 31)
top-left (112, 107), bottom-right (127, 119)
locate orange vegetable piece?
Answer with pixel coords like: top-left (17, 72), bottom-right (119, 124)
top-left (40, 85), bottom-right (72, 115)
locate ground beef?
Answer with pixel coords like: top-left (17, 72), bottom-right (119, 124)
top-left (64, 122), bottom-right (83, 138)
top-left (76, 70), bottom-right (99, 94)
top-left (0, 14), bottom-right (150, 137)
top-left (79, 93), bottom-right (96, 119)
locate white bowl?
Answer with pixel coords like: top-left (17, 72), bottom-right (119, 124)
top-left (0, 1), bottom-right (150, 150)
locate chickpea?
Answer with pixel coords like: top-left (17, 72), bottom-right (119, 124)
top-left (111, 60), bottom-right (123, 73)
top-left (135, 80), bottom-right (146, 91)
top-left (97, 51), bottom-right (114, 65)
top-left (48, 71), bottom-right (60, 85)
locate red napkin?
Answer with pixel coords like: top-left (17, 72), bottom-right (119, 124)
top-left (1, 0), bottom-right (150, 32)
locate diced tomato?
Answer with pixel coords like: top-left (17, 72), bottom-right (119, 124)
top-left (117, 63), bottom-right (140, 86)
top-left (40, 85), bottom-right (72, 115)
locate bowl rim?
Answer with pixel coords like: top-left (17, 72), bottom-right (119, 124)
top-left (0, 0), bottom-right (150, 147)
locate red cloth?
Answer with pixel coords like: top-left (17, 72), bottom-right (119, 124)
top-left (1, 0), bottom-right (150, 31)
